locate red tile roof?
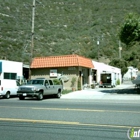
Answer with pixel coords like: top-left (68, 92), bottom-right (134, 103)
top-left (31, 55), bottom-right (94, 68)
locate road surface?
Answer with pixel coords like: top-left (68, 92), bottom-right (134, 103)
top-left (0, 96), bottom-right (140, 140)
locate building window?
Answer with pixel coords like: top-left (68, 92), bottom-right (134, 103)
top-left (4, 73), bottom-right (17, 80)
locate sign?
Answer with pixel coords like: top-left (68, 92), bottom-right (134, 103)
top-left (127, 127), bottom-right (140, 140)
top-left (68, 67), bottom-right (76, 70)
top-left (50, 69), bottom-right (57, 77)
top-left (0, 62), bottom-right (2, 73)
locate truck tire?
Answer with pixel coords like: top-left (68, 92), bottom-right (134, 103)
top-left (19, 96), bottom-right (25, 100)
top-left (5, 92), bottom-right (10, 99)
top-left (56, 90), bottom-right (61, 98)
top-left (37, 92), bottom-right (43, 100)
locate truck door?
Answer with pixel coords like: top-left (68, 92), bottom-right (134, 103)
top-left (48, 80), bottom-right (55, 94)
top-left (44, 80), bottom-right (51, 95)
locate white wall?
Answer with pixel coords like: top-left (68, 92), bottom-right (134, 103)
top-left (92, 61), bottom-right (122, 84)
top-left (0, 60), bottom-right (23, 79)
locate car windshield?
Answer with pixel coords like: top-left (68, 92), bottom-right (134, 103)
top-left (27, 80), bottom-right (44, 85)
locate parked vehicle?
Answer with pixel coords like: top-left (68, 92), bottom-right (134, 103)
top-left (132, 74), bottom-right (140, 85)
top-left (0, 80), bottom-right (20, 99)
top-left (17, 78), bottom-right (63, 100)
top-left (99, 72), bottom-right (116, 88)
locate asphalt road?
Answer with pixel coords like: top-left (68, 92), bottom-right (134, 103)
top-left (0, 98), bottom-right (140, 140)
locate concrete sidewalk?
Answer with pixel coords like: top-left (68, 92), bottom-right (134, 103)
top-left (61, 90), bottom-right (106, 99)
top-left (61, 82), bottom-right (140, 100)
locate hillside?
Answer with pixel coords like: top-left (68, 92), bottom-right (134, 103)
top-left (0, 0), bottom-right (140, 67)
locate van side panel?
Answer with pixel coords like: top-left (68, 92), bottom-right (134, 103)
top-left (0, 80), bottom-right (18, 97)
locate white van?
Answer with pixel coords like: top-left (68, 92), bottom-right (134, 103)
top-left (0, 80), bottom-right (20, 99)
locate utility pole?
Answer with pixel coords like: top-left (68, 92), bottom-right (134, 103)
top-left (29, 0), bottom-right (36, 79)
top-left (119, 40), bottom-right (122, 59)
top-left (31, 0), bottom-right (35, 61)
top-left (97, 40), bottom-right (100, 61)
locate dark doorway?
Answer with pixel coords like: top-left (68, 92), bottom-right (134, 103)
top-left (23, 67), bottom-right (29, 80)
top-left (92, 69), bottom-right (97, 82)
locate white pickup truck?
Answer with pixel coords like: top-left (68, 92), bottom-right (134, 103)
top-left (0, 79), bottom-right (20, 99)
top-left (17, 78), bottom-right (63, 100)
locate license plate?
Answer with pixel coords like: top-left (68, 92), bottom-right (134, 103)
top-left (23, 93), bottom-right (27, 96)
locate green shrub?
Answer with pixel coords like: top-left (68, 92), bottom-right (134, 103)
top-left (91, 84), bottom-right (95, 89)
top-left (53, 79), bottom-right (61, 85)
top-left (71, 77), bottom-right (76, 88)
top-left (77, 77), bottom-right (82, 90)
top-left (116, 79), bottom-right (120, 85)
top-left (62, 89), bottom-right (72, 94)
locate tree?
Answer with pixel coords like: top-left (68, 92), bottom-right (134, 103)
top-left (109, 59), bottom-right (128, 82)
top-left (119, 13), bottom-right (140, 46)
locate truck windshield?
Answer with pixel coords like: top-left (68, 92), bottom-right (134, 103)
top-left (27, 80), bottom-right (44, 85)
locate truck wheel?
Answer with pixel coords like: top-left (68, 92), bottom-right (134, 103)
top-left (38, 92), bottom-right (43, 100)
top-left (56, 90), bottom-right (61, 98)
top-left (19, 96), bottom-right (25, 100)
top-left (5, 92), bottom-right (10, 99)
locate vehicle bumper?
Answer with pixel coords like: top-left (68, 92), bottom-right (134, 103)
top-left (0, 92), bottom-right (5, 97)
top-left (17, 91), bottom-right (40, 97)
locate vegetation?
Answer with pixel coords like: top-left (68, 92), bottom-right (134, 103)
top-left (62, 89), bottom-right (72, 94)
top-left (71, 77), bottom-right (76, 90)
top-left (116, 79), bottom-right (120, 85)
top-left (109, 58), bottom-right (128, 78)
top-left (77, 77), bottom-right (82, 90)
top-left (53, 79), bottom-right (62, 85)
top-left (91, 84), bottom-right (95, 89)
top-left (119, 13), bottom-right (140, 46)
top-left (0, 0), bottom-right (140, 70)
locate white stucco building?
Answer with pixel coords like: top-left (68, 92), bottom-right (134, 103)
top-left (0, 60), bottom-right (29, 81)
top-left (0, 60), bottom-right (23, 80)
top-left (91, 61), bottom-right (122, 85)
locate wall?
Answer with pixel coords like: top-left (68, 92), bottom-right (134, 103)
top-left (31, 67), bottom-right (79, 90)
top-left (0, 60), bottom-right (23, 79)
top-left (31, 66), bottom-right (91, 90)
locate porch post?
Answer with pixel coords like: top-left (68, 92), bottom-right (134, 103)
top-left (89, 69), bottom-right (92, 85)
